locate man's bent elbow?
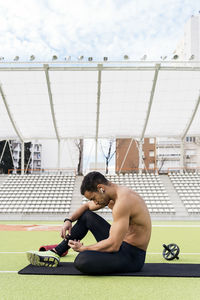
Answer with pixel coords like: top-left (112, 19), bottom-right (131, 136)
top-left (109, 242), bottom-right (121, 252)
top-left (106, 237), bottom-right (122, 252)
top-left (112, 245), bottom-right (121, 252)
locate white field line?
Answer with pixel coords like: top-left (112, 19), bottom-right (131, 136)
top-left (0, 252), bottom-right (26, 254)
top-left (153, 225), bottom-right (200, 227)
top-left (0, 271), bottom-right (18, 273)
top-left (0, 252), bottom-right (199, 274)
top-left (27, 225), bottom-right (54, 231)
top-left (0, 251), bottom-right (200, 255)
top-left (2, 224), bottom-right (62, 226)
top-left (2, 224), bottom-right (200, 228)
top-left (148, 253), bottom-right (200, 255)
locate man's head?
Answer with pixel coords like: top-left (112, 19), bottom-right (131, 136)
top-left (80, 172), bottom-right (110, 206)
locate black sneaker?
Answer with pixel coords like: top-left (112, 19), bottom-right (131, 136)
top-left (26, 250), bottom-right (60, 267)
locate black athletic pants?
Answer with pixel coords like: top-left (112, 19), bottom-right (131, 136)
top-left (55, 210), bottom-right (146, 274)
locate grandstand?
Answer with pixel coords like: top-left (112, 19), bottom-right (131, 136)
top-left (0, 60), bottom-right (200, 221)
top-left (0, 170), bottom-right (199, 220)
top-left (83, 173), bottom-right (175, 215)
top-left (0, 174), bottom-right (75, 219)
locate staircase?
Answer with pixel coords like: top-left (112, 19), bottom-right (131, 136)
top-left (69, 176), bottom-right (84, 215)
top-left (160, 175), bottom-right (188, 217)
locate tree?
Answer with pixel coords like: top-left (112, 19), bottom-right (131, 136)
top-left (100, 139), bottom-right (116, 174)
top-left (75, 139), bottom-right (84, 175)
top-left (17, 142), bottom-right (32, 173)
top-left (0, 140), bottom-right (14, 174)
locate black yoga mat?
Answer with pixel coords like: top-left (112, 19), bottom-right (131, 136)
top-left (18, 262), bottom-right (200, 277)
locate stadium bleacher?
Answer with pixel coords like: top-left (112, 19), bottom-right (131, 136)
top-left (1, 172), bottom-right (200, 217)
top-left (83, 173), bottom-right (175, 215)
top-left (0, 174), bottom-right (75, 214)
top-left (169, 172), bottom-right (200, 214)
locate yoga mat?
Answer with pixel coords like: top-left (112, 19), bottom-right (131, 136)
top-left (18, 262), bottom-right (200, 277)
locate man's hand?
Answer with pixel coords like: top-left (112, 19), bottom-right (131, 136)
top-left (60, 220), bottom-right (72, 239)
top-left (68, 240), bottom-right (83, 252)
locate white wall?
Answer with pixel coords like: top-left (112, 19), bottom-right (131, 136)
top-left (175, 14), bottom-right (200, 60)
top-left (39, 139), bottom-right (79, 171)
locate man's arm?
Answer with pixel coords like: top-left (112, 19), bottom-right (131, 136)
top-left (66, 201), bottom-right (104, 222)
top-left (69, 200), bottom-right (130, 252)
top-left (61, 201), bottom-right (104, 238)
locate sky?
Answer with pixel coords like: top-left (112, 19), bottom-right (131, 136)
top-left (0, 0), bottom-right (200, 62)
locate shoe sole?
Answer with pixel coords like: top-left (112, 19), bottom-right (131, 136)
top-left (27, 252), bottom-right (59, 267)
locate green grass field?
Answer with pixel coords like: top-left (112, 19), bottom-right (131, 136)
top-left (0, 220), bottom-right (200, 300)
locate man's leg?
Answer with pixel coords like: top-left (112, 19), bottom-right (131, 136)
top-left (74, 243), bottom-right (146, 275)
top-left (55, 210), bottom-right (111, 256)
top-left (27, 210), bottom-right (111, 266)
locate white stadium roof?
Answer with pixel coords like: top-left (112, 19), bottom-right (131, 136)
top-left (0, 61), bottom-right (200, 142)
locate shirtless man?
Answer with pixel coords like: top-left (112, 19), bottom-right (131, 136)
top-left (27, 171), bottom-right (152, 274)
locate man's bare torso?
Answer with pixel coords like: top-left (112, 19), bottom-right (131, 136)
top-left (108, 186), bottom-right (151, 251)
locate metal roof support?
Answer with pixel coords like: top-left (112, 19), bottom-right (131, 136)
top-left (21, 141), bottom-right (24, 175)
top-left (138, 140), bottom-right (143, 174)
top-left (119, 64), bottom-right (160, 174)
top-left (119, 138), bottom-right (134, 173)
top-left (180, 139), bottom-right (184, 173)
top-left (1, 62), bottom-right (200, 72)
top-left (0, 84), bottom-right (23, 142)
top-left (139, 64), bottom-right (160, 174)
top-left (95, 64), bottom-right (102, 169)
top-left (0, 83), bottom-right (25, 174)
top-left (181, 92), bottom-right (200, 141)
top-left (44, 64), bottom-right (61, 168)
top-left (0, 140), bottom-right (7, 164)
top-left (58, 140), bottom-right (61, 171)
top-left (140, 64), bottom-right (160, 141)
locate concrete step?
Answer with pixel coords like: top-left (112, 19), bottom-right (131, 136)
top-left (69, 176), bottom-right (84, 214)
top-left (160, 175), bottom-right (188, 217)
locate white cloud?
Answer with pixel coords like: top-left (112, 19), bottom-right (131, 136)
top-left (0, 0), bottom-right (199, 60)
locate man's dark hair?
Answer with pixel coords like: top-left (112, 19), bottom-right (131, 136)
top-left (80, 171), bottom-right (109, 195)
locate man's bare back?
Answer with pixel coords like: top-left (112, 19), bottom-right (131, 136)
top-left (108, 186), bottom-right (151, 251)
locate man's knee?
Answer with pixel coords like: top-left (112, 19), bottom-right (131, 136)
top-left (74, 252), bottom-right (91, 273)
top-left (78, 210), bottom-right (96, 222)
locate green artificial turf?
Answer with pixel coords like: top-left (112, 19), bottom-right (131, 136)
top-left (0, 221), bottom-right (200, 300)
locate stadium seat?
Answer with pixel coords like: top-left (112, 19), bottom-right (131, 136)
top-left (0, 174), bottom-right (76, 215)
top-left (169, 172), bottom-right (200, 214)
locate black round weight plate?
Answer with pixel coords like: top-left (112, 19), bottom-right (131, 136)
top-left (163, 243), bottom-right (180, 261)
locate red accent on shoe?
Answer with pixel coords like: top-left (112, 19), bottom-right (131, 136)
top-left (39, 244), bottom-right (68, 257)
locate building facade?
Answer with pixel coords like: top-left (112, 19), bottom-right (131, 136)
top-left (156, 138), bottom-right (181, 173)
top-left (115, 138), bottom-right (156, 173)
top-left (11, 141), bottom-right (42, 173)
top-left (30, 143), bottom-right (42, 170)
top-left (174, 13), bottom-right (200, 60)
top-left (184, 137), bottom-right (200, 169)
top-left (116, 137), bottom-right (200, 174)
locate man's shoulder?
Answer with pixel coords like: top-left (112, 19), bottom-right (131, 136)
top-left (113, 190), bottom-right (133, 215)
top-left (117, 186), bottom-right (138, 203)
top-left (114, 187), bottom-right (142, 214)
